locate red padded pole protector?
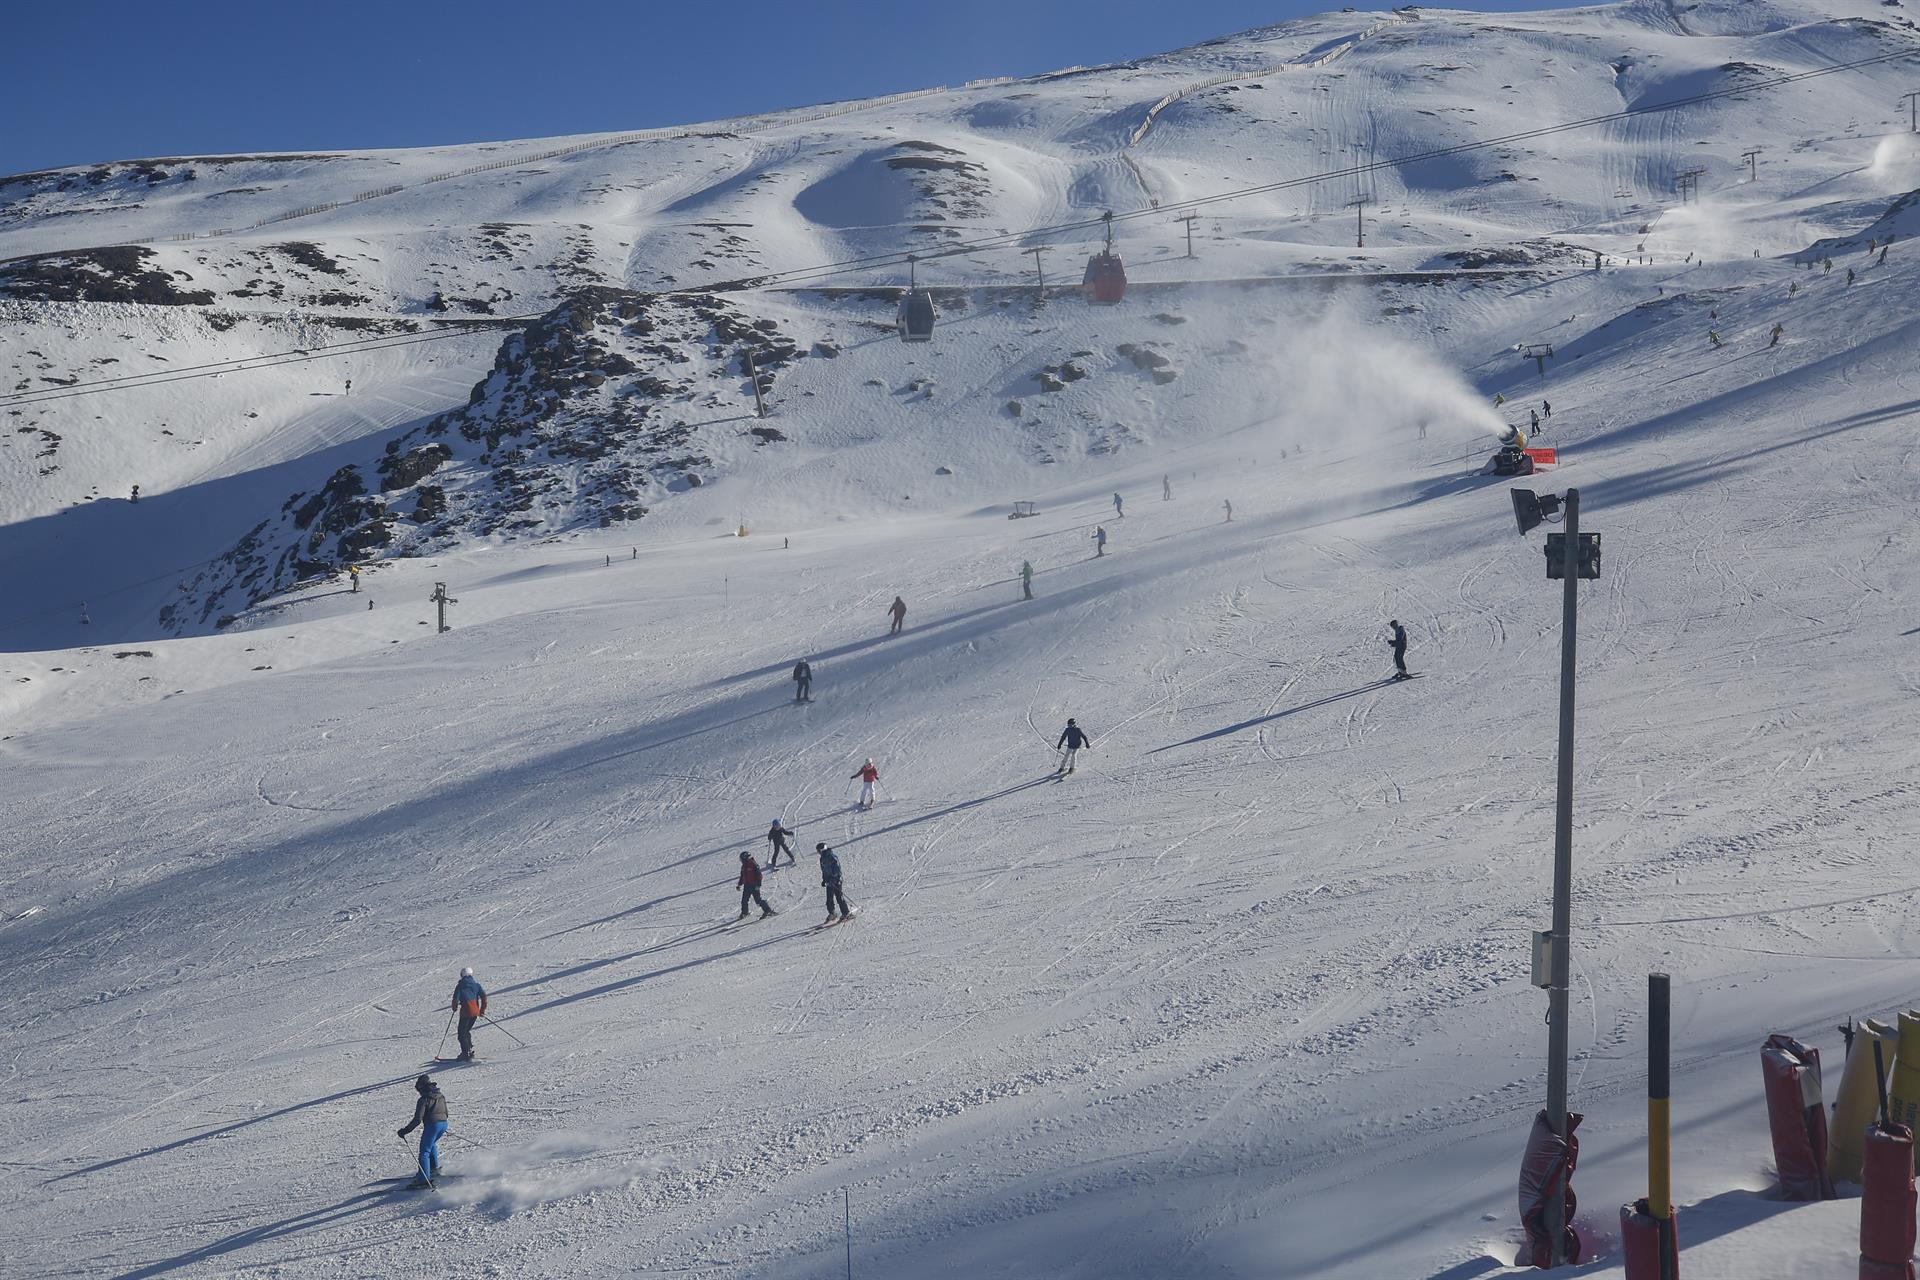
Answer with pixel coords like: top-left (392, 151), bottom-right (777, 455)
top-left (1763, 1034), bottom-right (1836, 1200)
top-left (1860, 1122), bottom-right (1917, 1279)
top-left (1619, 1199), bottom-right (1679, 1280)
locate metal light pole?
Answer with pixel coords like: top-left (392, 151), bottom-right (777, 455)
top-left (1903, 91), bottom-right (1919, 134)
top-left (1511, 484), bottom-right (1598, 1269)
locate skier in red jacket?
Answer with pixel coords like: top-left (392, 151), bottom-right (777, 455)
top-left (851, 759), bottom-right (879, 810)
top-left (736, 852), bottom-right (777, 920)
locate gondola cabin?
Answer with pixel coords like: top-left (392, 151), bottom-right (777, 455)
top-left (1082, 250), bottom-right (1127, 305)
top-left (897, 289), bottom-right (937, 342)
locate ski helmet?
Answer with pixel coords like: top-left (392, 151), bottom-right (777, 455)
top-left (1067, 717), bottom-right (1076, 725)
top-left (740, 850), bottom-right (752, 861)
top-left (816, 842), bottom-right (828, 852)
top-left (461, 967), bottom-right (473, 977)
top-left (415, 1074), bottom-right (433, 1091)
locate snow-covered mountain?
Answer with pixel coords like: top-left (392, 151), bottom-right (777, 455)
top-left (6, 2), bottom-right (1920, 1276)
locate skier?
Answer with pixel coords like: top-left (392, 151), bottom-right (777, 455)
top-left (1708, 330), bottom-right (1723, 349)
top-left (1769, 323), bottom-right (1784, 348)
top-left (1056, 718), bottom-right (1093, 774)
top-left (1824, 257), bottom-right (1833, 275)
top-left (1879, 247), bottom-right (1890, 267)
top-left (736, 851), bottom-right (777, 919)
top-left (1789, 281), bottom-right (1800, 298)
top-left (1530, 408), bottom-right (1540, 433)
top-left (1162, 475), bottom-right (1171, 501)
top-left (1387, 620), bottom-right (1411, 680)
top-left (449, 968), bottom-right (487, 1062)
top-left (1416, 419), bottom-right (1427, 440)
top-left (887, 596), bottom-right (906, 635)
top-left (344, 378), bottom-right (353, 397)
top-left (792, 658), bottom-right (812, 703)
top-left (1542, 400), bottom-right (1551, 421)
top-left (1223, 499), bottom-right (1233, 523)
top-left (1847, 267), bottom-right (1856, 287)
top-left (1021, 560), bottom-right (1034, 601)
top-left (1093, 525), bottom-right (1108, 557)
top-left (130, 485), bottom-right (140, 504)
top-left (851, 758), bottom-right (879, 810)
top-left (816, 842), bottom-right (854, 923)
top-left (349, 565), bottom-right (360, 593)
top-left (1113, 493), bottom-right (1125, 519)
top-left (768, 819), bottom-right (797, 868)
top-left (397, 1075), bottom-right (448, 1190)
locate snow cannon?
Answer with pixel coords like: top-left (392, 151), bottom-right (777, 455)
top-left (1487, 424), bottom-right (1536, 476)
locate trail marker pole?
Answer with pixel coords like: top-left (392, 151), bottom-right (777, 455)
top-left (1648, 972), bottom-right (1675, 1280)
top-left (844, 1187), bottom-right (853, 1280)
top-left (430, 582), bottom-right (458, 634)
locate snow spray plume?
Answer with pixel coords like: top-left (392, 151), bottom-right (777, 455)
top-left (1239, 298), bottom-right (1508, 443)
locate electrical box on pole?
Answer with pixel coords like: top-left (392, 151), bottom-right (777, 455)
top-left (1544, 531), bottom-right (1601, 580)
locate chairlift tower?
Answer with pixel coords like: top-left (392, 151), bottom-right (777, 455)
top-left (1519, 342), bottom-right (1555, 379)
top-left (1741, 148), bottom-right (1762, 183)
top-left (1349, 197), bottom-right (1367, 249)
top-left (1178, 212), bottom-right (1199, 259)
top-left (1676, 167), bottom-right (1706, 204)
top-left (1903, 91), bottom-right (1920, 134)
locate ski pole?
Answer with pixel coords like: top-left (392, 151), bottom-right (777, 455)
top-left (446, 1130), bottom-right (499, 1153)
top-left (435, 1008), bottom-right (455, 1058)
top-left (480, 1013), bottom-right (528, 1048)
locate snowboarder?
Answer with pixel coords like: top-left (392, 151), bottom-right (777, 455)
top-left (1223, 499), bottom-right (1233, 523)
top-left (1162, 475), bottom-right (1171, 501)
top-left (1387, 620), bottom-right (1411, 680)
top-left (450, 968), bottom-right (487, 1062)
top-left (1113, 493), bottom-right (1125, 519)
top-left (397, 1075), bottom-right (448, 1190)
top-left (1021, 560), bottom-right (1034, 601)
top-left (349, 565), bottom-right (360, 593)
top-left (851, 758), bottom-right (879, 810)
top-left (1056, 718), bottom-right (1093, 774)
top-left (887, 596), bottom-right (906, 635)
top-left (130, 485), bottom-right (140, 504)
top-left (816, 842), bottom-right (853, 923)
top-left (1093, 526), bottom-right (1108, 557)
top-left (1769, 323), bottom-right (1784, 348)
top-left (768, 819), bottom-right (797, 868)
top-left (736, 852), bottom-right (776, 919)
top-left (792, 658), bottom-right (812, 703)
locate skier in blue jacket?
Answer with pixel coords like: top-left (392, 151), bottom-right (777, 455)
top-left (816, 842), bottom-right (854, 924)
top-left (450, 968), bottom-right (487, 1062)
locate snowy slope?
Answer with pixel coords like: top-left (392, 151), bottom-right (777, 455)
top-left (6, 2), bottom-right (1920, 1277)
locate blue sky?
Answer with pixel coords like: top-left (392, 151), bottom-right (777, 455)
top-left (6, 0), bottom-right (1590, 175)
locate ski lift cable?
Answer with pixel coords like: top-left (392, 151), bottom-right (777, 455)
top-left (692, 45), bottom-right (1917, 293)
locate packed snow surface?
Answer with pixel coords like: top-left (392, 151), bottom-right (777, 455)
top-left (5, 2), bottom-right (1920, 1276)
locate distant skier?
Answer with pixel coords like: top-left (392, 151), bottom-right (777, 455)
top-left (1162, 475), bottom-right (1171, 501)
top-left (1769, 323), bottom-right (1784, 348)
top-left (1387, 620), bottom-right (1411, 680)
top-left (1789, 281), bottom-right (1800, 298)
top-left (397, 1075), bottom-right (448, 1190)
top-left (1542, 400), bottom-right (1551, 421)
top-left (1824, 258), bottom-right (1833, 275)
top-left (1708, 330), bottom-right (1723, 349)
top-left (736, 851), bottom-right (777, 919)
top-left (450, 968), bottom-right (487, 1062)
top-left (344, 378), bottom-right (353, 397)
top-left (887, 596), bottom-right (906, 635)
top-left (851, 758), bottom-right (879, 810)
top-left (768, 819), bottom-right (797, 868)
top-left (1530, 408), bottom-right (1540, 433)
top-left (1113, 493), bottom-right (1125, 518)
top-left (1055, 718), bottom-right (1093, 774)
top-left (1879, 246), bottom-right (1890, 267)
top-left (1093, 525), bottom-right (1108, 557)
top-left (348, 565), bottom-right (360, 593)
top-left (1847, 267), bottom-right (1856, 287)
top-left (130, 485), bottom-right (140, 504)
top-left (1223, 499), bottom-right (1233, 523)
top-left (816, 842), bottom-right (854, 924)
top-left (1021, 560), bottom-right (1034, 601)
top-left (792, 658), bottom-right (812, 703)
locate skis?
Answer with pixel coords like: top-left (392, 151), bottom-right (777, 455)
top-left (814, 908), bottom-right (859, 931)
top-left (431, 1056), bottom-right (479, 1065)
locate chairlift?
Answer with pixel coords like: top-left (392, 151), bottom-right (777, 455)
top-left (1082, 210), bottom-right (1127, 306)
top-left (897, 254), bottom-right (937, 343)
top-left (1008, 500), bottom-right (1040, 520)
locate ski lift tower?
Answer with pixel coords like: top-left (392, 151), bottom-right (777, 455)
top-left (1518, 343), bottom-right (1555, 379)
